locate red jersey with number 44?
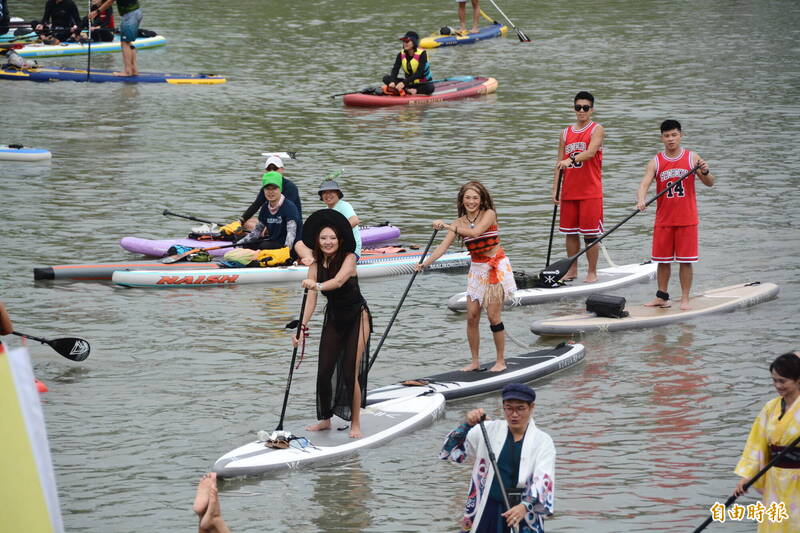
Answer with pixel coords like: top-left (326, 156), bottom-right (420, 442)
top-left (561, 121), bottom-right (603, 200)
top-left (654, 148), bottom-right (697, 226)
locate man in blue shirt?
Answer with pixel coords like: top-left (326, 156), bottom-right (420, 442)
top-left (236, 171), bottom-right (301, 258)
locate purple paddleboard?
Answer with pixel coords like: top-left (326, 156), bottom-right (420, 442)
top-left (120, 225), bottom-right (401, 257)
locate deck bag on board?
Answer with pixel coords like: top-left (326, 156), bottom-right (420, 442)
top-left (250, 247), bottom-right (292, 267)
top-left (586, 294), bottom-right (628, 319)
top-left (222, 248), bottom-right (259, 266)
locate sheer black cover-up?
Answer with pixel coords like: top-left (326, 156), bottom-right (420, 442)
top-left (316, 262), bottom-right (373, 422)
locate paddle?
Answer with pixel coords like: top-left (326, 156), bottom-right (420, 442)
top-left (159, 238), bottom-right (265, 264)
top-left (479, 9), bottom-right (500, 25)
top-left (692, 433), bottom-right (800, 533)
top-left (538, 162), bottom-right (702, 286)
top-left (478, 416), bottom-right (520, 533)
top-left (162, 209), bottom-right (225, 226)
top-left (12, 331), bottom-right (90, 361)
top-left (276, 288), bottom-right (309, 431)
top-left (367, 229), bottom-right (438, 372)
top-left (86, 0), bottom-right (92, 81)
top-left (544, 169), bottom-right (564, 268)
top-left (485, 0), bottom-right (530, 42)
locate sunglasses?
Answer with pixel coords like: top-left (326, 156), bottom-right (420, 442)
top-left (574, 104), bottom-right (592, 112)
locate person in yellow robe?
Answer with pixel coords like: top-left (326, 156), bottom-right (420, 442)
top-left (734, 351), bottom-right (800, 532)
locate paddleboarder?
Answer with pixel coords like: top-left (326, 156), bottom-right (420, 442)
top-left (636, 119), bottom-right (714, 311)
top-left (440, 383), bottom-right (555, 532)
top-left (294, 177), bottom-right (362, 265)
top-left (456, 0), bottom-right (481, 34)
top-left (381, 31), bottom-right (434, 96)
top-left (416, 181), bottom-right (516, 372)
top-left (292, 209), bottom-right (372, 439)
top-left (553, 91), bottom-right (605, 283)
top-left (733, 352), bottom-right (800, 531)
top-left (91, 0), bottom-right (142, 76)
top-left (233, 171), bottom-right (301, 265)
top-left (34, 0), bottom-right (83, 44)
top-left (235, 154), bottom-right (302, 233)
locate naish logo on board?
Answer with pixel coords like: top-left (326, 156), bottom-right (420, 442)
top-left (156, 274), bottom-right (240, 285)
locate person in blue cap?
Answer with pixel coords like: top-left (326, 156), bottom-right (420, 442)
top-left (441, 383), bottom-right (555, 532)
top-left (381, 30), bottom-right (434, 96)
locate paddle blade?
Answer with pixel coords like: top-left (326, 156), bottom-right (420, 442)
top-left (538, 257), bottom-right (575, 286)
top-left (159, 249), bottom-right (196, 264)
top-left (516, 29), bottom-right (531, 42)
top-left (48, 337), bottom-right (91, 361)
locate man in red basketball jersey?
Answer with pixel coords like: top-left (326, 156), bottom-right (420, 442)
top-left (636, 119), bottom-right (715, 310)
top-left (553, 91), bottom-right (605, 282)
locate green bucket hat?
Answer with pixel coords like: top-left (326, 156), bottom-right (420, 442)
top-left (261, 171), bottom-right (283, 190)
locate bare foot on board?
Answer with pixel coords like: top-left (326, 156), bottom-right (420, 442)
top-left (460, 362), bottom-right (481, 371)
top-left (349, 425), bottom-right (363, 439)
top-left (306, 419), bottom-right (332, 431)
top-left (644, 298), bottom-right (671, 308)
top-left (679, 299), bottom-right (692, 311)
top-left (489, 363), bottom-right (507, 372)
top-left (583, 274), bottom-right (598, 283)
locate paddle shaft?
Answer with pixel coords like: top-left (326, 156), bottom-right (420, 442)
top-left (556, 162), bottom-right (702, 269)
top-left (478, 418), bottom-right (520, 533)
top-left (485, 0), bottom-right (530, 41)
top-left (276, 289), bottom-right (309, 431)
top-left (12, 331), bottom-right (49, 344)
top-left (367, 229), bottom-right (438, 372)
top-left (86, 0), bottom-right (92, 81)
top-left (692, 432), bottom-right (800, 533)
top-left (545, 169), bottom-right (564, 267)
top-left (162, 209), bottom-right (224, 226)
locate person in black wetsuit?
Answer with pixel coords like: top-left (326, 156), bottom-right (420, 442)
top-left (34, 0), bottom-right (83, 44)
top-left (381, 30), bottom-right (434, 96)
top-left (0, 0), bottom-right (10, 36)
top-left (292, 209), bottom-right (372, 439)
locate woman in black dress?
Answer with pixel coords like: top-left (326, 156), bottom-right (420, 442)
top-left (293, 209), bottom-right (372, 438)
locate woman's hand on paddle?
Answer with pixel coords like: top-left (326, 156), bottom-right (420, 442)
top-left (413, 260), bottom-right (430, 272)
top-left (502, 503), bottom-right (528, 528)
top-left (300, 279), bottom-right (316, 290)
top-left (291, 334), bottom-right (300, 347)
top-left (432, 219), bottom-right (447, 231)
top-left (733, 477), bottom-right (748, 497)
top-left (466, 408), bottom-right (486, 426)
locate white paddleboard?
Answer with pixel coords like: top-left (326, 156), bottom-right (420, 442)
top-left (366, 343), bottom-right (585, 404)
top-left (0, 145), bottom-right (52, 161)
top-left (213, 394), bottom-right (445, 478)
top-left (112, 251), bottom-right (470, 288)
top-left (447, 261), bottom-right (656, 311)
top-left (530, 281), bottom-right (780, 335)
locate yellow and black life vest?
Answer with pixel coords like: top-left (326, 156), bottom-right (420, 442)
top-left (400, 48), bottom-right (431, 83)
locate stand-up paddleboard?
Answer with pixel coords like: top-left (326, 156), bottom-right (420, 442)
top-left (0, 65), bottom-right (226, 84)
top-left (366, 343), bottom-right (585, 405)
top-left (420, 23), bottom-right (508, 48)
top-left (112, 251), bottom-right (470, 288)
top-left (120, 225), bottom-right (400, 257)
top-left (342, 77), bottom-right (497, 107)
top-left (530, 281), bottom-right (780, 336)
top-left (0, 144), bottom-right (52, 161)
top-left (13, 34), bottom-right (166, 57)
top-left (33, 260), bottom-right (222, 281)
top-left (213, 394), bottom-right (445, 478)
top-left (448, 261), bottom-right (657, 311)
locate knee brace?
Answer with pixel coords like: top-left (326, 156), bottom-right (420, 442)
top-left (490, 322), bottom-right (505, 333)
top-left (656, 290), bottom-right (670, 301)
top-left (584, 236), bottom-right (598, 245)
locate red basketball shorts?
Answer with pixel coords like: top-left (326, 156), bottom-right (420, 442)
top-left (651, 224), bottom-right (698, 263)
top-left (559, 198), bottom-right (604, 236)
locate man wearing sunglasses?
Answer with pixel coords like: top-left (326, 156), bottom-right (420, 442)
top-left (553, 91), bottom-right (605, 283)
top-left (441, 383), bottom-right (555, 532)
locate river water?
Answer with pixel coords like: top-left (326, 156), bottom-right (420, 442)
top-left (2, 0), bottom-right (799, 531)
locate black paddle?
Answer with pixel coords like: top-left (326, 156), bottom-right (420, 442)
top-left (276, 289), bottom-right (309, 431)
top-left (85, 0), bottom-right (92, 81)
top-left (367, 229), bottom-right (438, 372)
top-left (486, 0), bottom-right (530, 42)
top-left (478, 415), bottom-right (520, 533)
top-left (692, 433), bottom-right (800, 532)
top-left (159, 238), bottom-right (265, 264)
top-left (162, 209), bottom-right (225, 226)
top-left (544, 169), bottom-right (564, 268)
top-left (12, 331), bottom-right (90, 361)
top-left (539, 163), bottom-right (702, 286)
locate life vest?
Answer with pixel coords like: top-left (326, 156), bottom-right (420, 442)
top-left (400, 48), bottom-right (431, 83)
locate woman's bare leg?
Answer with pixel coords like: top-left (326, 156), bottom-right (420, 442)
top-left (463, 299), bottom-right (482, 371)
top-left (486, 300), bottom-right (506, 371)
top-left (349, 310), bottom-right (370, 438)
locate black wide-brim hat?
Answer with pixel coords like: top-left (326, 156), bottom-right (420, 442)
top-left (302, 209), bottom-right (356, 254)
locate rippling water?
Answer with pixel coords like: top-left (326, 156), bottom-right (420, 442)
top-left (2, 0), bottom-right (799, 531)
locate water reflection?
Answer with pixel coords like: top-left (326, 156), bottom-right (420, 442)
top-left (311, 459), bottom-right (373, 531)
